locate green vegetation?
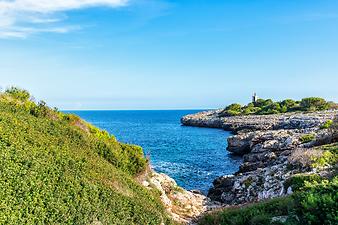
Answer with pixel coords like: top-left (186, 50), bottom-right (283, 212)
top-left (284, 174), bottom-right (322, 192)
top-left (320, 120), bottom-right (333, 129)
top-left (199, 176), bottom-right (338, 225)
top-left (199, 197), bottom-right (297, 225)
top-left (220, 97), bottom-right (337, 116)
top-left (0, 88), bottom-right (172, 224)
top-left (311, 143), bottom-right (338, 168)
top-left (199, 143), bottom-right (338, 225)
top-left (300, 134), bottom-right (316, 144)
top-left (293, 177), bottom-right (338, 225)
top-left (243, 177), bottom-right (254, 188)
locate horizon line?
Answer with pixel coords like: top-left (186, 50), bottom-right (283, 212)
top-left (61, 108), bottom-right (215, 111)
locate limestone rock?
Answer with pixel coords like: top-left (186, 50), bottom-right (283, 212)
top-left (143, 171), bottom-right (222, 224)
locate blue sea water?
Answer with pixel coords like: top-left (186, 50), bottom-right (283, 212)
top-left (67, 110), bottom-right (242, 193)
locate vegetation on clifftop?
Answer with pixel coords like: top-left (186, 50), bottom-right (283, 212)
top-left (220, 97), bottom-right (337, 116)
top-left (0, 87), bottom-right (172, 224)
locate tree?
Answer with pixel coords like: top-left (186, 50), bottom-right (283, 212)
top-left (226, 103), bottom-right (242, 112)
top-left (300, 97), bottom-right (329, 111)
top-left (281, 99), bottom-right (297, 109)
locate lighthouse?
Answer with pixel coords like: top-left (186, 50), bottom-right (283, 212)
top-left (252, 93), bottom-right (258, 103)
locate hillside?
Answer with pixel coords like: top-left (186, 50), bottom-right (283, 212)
top-left (0, 88), bottom-right (173, 224)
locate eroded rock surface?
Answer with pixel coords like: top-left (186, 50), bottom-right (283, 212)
top-left (182, 109), bottom-right (338, 206)
top-left (208, 127), bottom-right (337, 205)
top-left (142, 171), bottom-right (222, 224)
top-left (181, 110), bottom-right (337, 132)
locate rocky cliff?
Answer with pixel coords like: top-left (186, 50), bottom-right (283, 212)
top-left (181, 110), bottom-right (338, 206)
top-left (181, 109), bottom-right (337, 132)
top-left (139, 169), bottom-right (221, 224)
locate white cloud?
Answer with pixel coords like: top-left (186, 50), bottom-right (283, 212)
top-left (0, 0), bottom-right (128, 38)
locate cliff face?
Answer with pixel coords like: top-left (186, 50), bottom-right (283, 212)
top-left (181, 109), bottom-right (337, 132)
top-left (140, 171), bottom-right (222, 224)
top-left (181, 110), bottom-right (338, 206)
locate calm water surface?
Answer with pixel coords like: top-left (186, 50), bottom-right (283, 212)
top-left (67, 110), bottom-right (242, 193)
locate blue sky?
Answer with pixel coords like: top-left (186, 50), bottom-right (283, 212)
top-left (0, 0), bottom-right (337, 110)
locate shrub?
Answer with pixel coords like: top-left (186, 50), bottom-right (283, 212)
top-left (320, 120), bottom-right (333, 129)
top-left (226, 103), bottom-right (242, 111)
top-left (293, 177), bottom-right (338, 225)
top-left (222, 103), bottom-right (242, 116)
top-left (300, 134), bottom-right (315, 143)
top-left (198, 197), bottom-right (295, 225)
top-left (280, 99), bottom-right (297, 109)
top-left (5, 87), bottom-right (31, 101)
top-left (284, 174), bottom-right (322, 192)
top-left (30, 100), bottom-right (50, 117)
top-left (311, 143), bottom-right (338, 168)
top-left (226, 110), bottom-right (242, 116)
top-left (242, 106), bottom-right (260, 115)
top-left (300, 97), bottom-right (330, 111)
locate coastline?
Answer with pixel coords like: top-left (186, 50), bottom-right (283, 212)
top-left (137, 165), bottom-right (222, 224)
top-left (181, 109), bottom-right (337, 133)
top-left (180, 109), bottom-right (338, 205)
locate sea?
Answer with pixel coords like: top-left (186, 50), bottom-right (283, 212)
top-left (67, 110), bottom-right (242, 194)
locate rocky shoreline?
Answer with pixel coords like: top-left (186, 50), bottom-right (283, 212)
top-left (138, 168), bottom-right (222, 224)
top-left (181, 110), bottom-right (338, 206)
top-left (181, 109), bottom-right (336, 132)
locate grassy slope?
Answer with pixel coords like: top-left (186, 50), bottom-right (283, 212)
top-left (199, 143), bottom-right (338, 225)
top-left (0, 91), bottom-right (172, 224)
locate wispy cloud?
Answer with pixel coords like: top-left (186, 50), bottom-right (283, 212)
top-left (0, 0), bottom-right (128, 38)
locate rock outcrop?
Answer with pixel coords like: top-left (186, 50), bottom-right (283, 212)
top-left (181, 109), bottom-right (338, 206)
top-left (208, 127), bottom-right (337, 205)
top-left (181, 110), bottom-right (337, 132)
top-left (141, 171), bottom-right (222, 224)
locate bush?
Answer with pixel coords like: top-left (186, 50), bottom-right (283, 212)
top-left (221, 104), bottom-right (242, 116)
top-left (5, 87), bottom-right (31, 101)
top-left (293, 177), bottom-right (338, 225)
top-left (300, 134), bottom-right (315, 143)
top-left (280, 99), bottom-right (297, 109)
top-left (199, 197), bottom-right (295, 225)
top-left (30, 100), bottom-right (50, 117)
top-left (226, 110), bottom-right (242, 116)
top-left (284, 174), bottom-right (322, 192)
top-left (311, 143), bottom-right (338, 168)
top-left (226, 103), bottom-right (242, 111)
top-left (300, 97), bottom-right (330, 111)
top-left (320, 120), bottom-right (333, 129)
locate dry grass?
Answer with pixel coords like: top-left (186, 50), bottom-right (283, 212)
top-left (289, 148), bottom-right (323, 168)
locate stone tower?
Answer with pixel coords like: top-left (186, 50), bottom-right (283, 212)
top-left (252, 93), bottom-right (258, 103)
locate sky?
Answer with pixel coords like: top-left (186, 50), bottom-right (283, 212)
top-left (0, 0), bottom-right (337, 110)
